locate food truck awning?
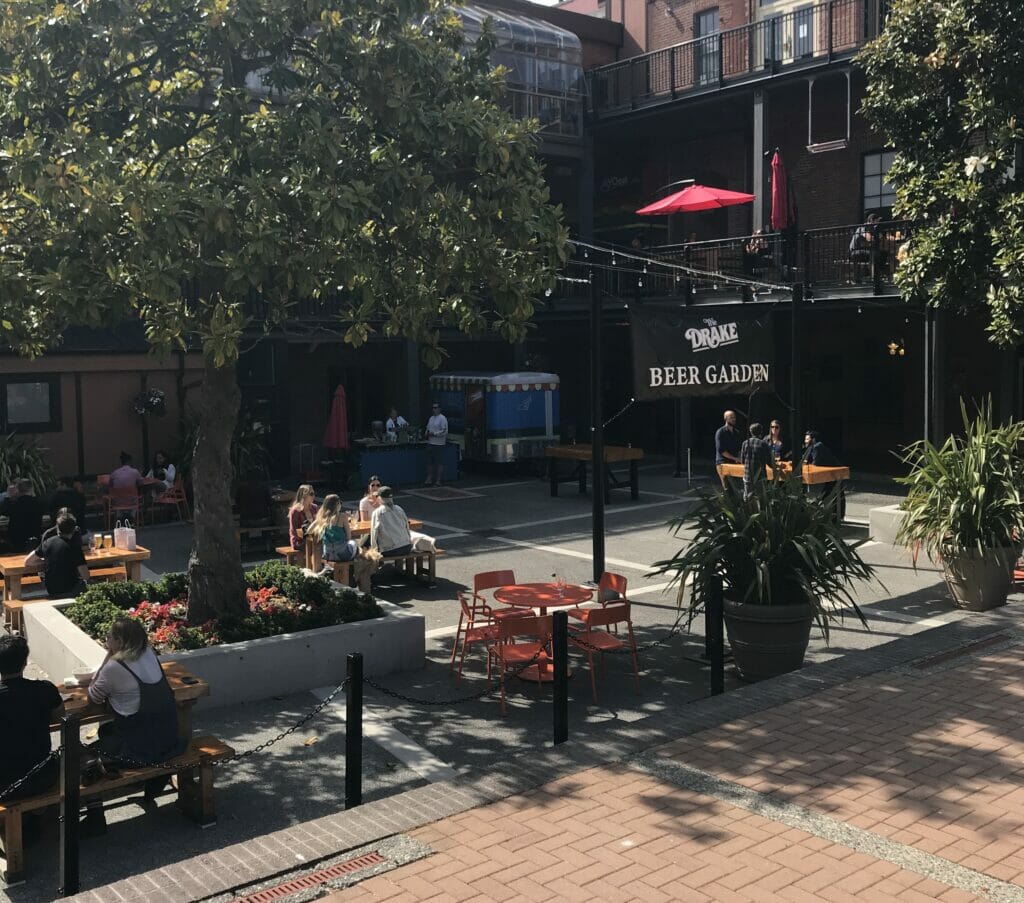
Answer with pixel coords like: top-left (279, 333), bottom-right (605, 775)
top-left (429, 372), bottom-right (560, 392)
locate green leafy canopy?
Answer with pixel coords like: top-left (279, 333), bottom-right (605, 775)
top-left (859, 0), bottom-right (1024, 346)
top-left (0, 0), bottom-right (568, 367)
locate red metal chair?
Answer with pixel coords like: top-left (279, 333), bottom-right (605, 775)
top-left (450, 591), bottom-right (500, 682)
top-left (568, 571), bottom-right (628, 631)
top-left (105, 487), bottom-right (143, 530)
top-left (488, 614), bottom-right (552, 716)
top-left (472, 569), bottom-right (531, 623)
top-left (569, 602), bottom-right (640, 704)
top-left (155, 476), bottom-right (191, 522)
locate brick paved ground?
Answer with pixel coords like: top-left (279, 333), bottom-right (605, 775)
top-left (321, 638), bottom-right (1024, 902)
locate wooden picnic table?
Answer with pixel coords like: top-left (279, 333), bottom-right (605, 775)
top-left (54, 660), bottom-right (209, 740)
top-left (0, 545), bottom-right (151, 602)
top-left (716, 462), bottom-right (850, 486)
top-left (304, 518), bottom-right (424, 570)
top-left (544, 444), bottom-right (644, 502)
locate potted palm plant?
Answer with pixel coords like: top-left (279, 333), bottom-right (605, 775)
top-left (652, 478), bottom-right (874, 682)
top-left (895, 400), bottom-right (1024, 611)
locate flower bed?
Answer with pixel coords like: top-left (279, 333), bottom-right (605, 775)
top-left (64, 562), bottom-right (382, 652)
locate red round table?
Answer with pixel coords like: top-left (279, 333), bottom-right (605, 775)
top-left (493, 582), bottom-right (593, 610)
top-left (492, 583), bottom-right (592, 682)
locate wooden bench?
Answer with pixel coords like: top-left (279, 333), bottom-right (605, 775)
top-left (276, 545), bottom-right (302, 567)
top-left (379, 549), bottom-right (445, 585)
top-left (3, 566), bottom-right (128, 632)
top-left (0, 735), bottom-right (233, 884)
top-left (236, 522), bottom-right (282, 553)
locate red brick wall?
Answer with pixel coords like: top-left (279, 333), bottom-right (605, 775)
top-left (646, 0), bottom-right (751, 52)
top-left (765, 74), bottom-right (885, 230)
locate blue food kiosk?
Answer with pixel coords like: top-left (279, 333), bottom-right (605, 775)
top-left (428, 372), bottom-right (560, 464)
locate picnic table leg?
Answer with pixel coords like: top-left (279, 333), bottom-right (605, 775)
top-left (630, 460), bottom-right (639, 501)
top-left (6, 575), bottom-right (22, 602)
top-left (177, 701), bottom-right (195, 742)
top-left (125, 562), bottom-right (142, 582)
top-left (2, 809), bottom-right (24, 884)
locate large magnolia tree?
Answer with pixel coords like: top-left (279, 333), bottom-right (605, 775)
top-left (0, 0), bottom-right (566, 621)
top-left (859, 0), bottom-right (1024, 346)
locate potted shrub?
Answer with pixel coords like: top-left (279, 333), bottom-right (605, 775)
top-left (895, 400), bottom-right (1024, 611)
top-left (652, 478), bottom-right (874, 682)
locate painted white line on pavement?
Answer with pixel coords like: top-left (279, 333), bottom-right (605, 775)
top-left (312, 686), bottom-right (458, 783)
top-left (866, 610), bottom-right (949, 629)
top-left (498, 497), bottom-right (690, 533)
top-left (425, 625), bottom-right (459, 640)
top-left (857, 540), bottom-right (881, 548)
top-left (485, 534), bottom-right (653, 572)
top-left (460, 480), bottom-right (534, 491)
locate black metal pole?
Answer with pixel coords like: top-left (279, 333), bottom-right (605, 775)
top-left (789, 283), bottom-right (803, 461)
top-left (552, 610), bottom-right (569, 745)
top-left (923, 307), bottom-right (932, 445)
top-left (672, 398), bottom-right (683, 478)
top-left (345, 653), bottom-right (363, 810)
top-left (58, 715), bottom-right (81, 898)
top-left (707, 575), bottom-right (725, 696)
top-left (590, 277), bottom-right (605, 583)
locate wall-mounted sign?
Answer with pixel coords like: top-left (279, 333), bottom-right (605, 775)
top-left (630, 311), bottom-right (774, 399)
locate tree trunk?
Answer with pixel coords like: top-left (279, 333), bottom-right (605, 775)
top-left (186, 357), bottom-right (246, 624)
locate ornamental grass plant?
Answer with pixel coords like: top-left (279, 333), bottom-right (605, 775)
top-left (651, 477), bottom-right (874, 642)
top-left (895, 399), bottom-right (1024, 563)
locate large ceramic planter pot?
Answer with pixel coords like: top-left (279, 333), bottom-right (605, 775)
top-left (941, 547), bottom-right (1018, 611)
top-left (723, 599), bottom-right (814, 682)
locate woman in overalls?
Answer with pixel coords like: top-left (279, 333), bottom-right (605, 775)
top-left (85, 617), bottom-right (185, 829)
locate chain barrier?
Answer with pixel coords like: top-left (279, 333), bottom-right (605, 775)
top-left (100, 677), bottom-right (352, 772)
top-left (364, 646), bottom-right (546, 706)
top-left (0, 749), bottom-right (61, 801)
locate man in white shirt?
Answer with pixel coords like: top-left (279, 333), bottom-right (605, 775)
top-left (369, 487), bottom-right (413, 556)
top-left (385, 406), bottom-right (409, 438)
top-left (424, 401), bottom-right (448, 487)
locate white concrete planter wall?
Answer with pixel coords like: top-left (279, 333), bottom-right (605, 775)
top-left (22, 598), bottom-right (424, 710)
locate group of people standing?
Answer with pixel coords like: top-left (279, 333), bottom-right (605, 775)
top-left (715, 409), bottom-right (840, 499)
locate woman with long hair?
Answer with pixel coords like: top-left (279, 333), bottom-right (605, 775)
top-left (288, 484), bottom-right (318, 551)
top-left (308, 494), bottom-right (357, 566)
top-left (358, 475), bottom-right (383, 521)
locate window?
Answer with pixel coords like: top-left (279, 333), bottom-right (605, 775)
top-left (863, 150), bottom-right (896, 216)
top-left (694, 8), bottom-right (720, 87)
top-left (1, 374), bottom-right (62, 432)
top-left (794, 6), bottom-right (814, 58)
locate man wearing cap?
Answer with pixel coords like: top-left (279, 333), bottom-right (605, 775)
top-left (369, 486), bottom-right (413, 557)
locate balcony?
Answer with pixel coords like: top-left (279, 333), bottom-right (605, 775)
top-left (588, 0), bottom-right (881, 119)
top-left (555, 220), bottom-right (914, 304)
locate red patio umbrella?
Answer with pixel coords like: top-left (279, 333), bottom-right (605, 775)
top-left (770, 151), bottom-right (796, 231)
top-left (636, 184), bottom-right (756, 216)
top-left (322, 385), bottom-right (350, 451)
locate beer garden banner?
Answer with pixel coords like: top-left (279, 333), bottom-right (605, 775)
top-left (630, 311), bottom-right (774, 400)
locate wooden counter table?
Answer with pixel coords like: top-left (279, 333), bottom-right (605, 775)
top-left (545, 444), bottom-right (644, 502)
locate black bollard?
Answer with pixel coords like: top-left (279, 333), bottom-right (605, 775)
top-left (345, 654), bottom-right (363, 809)
top-left (58, 714), bottom-right (81, 897)
top-left (707, 575), bottom-right (725, 696)
top-left (552, 610), bottom-right (569, 745)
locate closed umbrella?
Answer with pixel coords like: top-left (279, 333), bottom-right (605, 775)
top-left (770, 151), bottom-right (796, 231)
top-left (323, 385), bottom-right (350, 451)
top-left (637, 184), bottom-right (755, 216)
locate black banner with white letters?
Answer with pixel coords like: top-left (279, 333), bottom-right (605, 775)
top-left (630, 311), bottom-right (774, 399)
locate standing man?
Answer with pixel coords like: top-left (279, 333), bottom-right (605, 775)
top-left (739, 423), bottom-right (773, 499)
top-left (424, 401), bottom-right (449, 487)
top-left (715, 410), bottom-right (742, 465)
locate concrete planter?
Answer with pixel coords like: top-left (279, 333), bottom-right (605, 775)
top-left (22, 597), bottom-right (424, 710)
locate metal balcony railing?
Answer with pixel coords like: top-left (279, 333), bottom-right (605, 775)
top-left (588, 0), bottom-right (879, 117)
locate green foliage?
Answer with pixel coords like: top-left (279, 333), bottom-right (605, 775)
top-left (0, 433), bottom-right (56, 496)
top-left (0, 0), bottom-right (567, 364)
top-left (859, 0), bottom-right (1024, 345)
top-left (64, 565), bottom-right (381, 648)
top-left (895, 398), bottom-right (1024, 560)
top-left (650, 479), bottom-right (875, 643)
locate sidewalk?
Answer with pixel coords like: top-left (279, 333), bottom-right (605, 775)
top-left (319, 628), bottom-right (1024, 902)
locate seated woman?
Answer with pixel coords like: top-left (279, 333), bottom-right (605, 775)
top-left (288, 484), bottom-right (318, 551)
top-left (358, 475), bottom-right (383, 522)
top-left (146, 450), bottom-right (176, 490)
top-left (308, 494), bottom-right (357, 572)
top-left (369, 486), bottom-right (413, 557)
top-left (87, 617), bottom-right (185, 765)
